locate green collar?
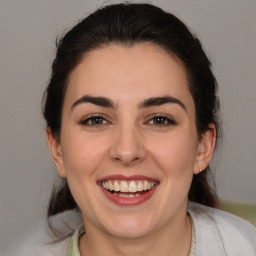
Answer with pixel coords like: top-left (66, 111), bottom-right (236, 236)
top-left (66, 224), bottom-right (84, 256)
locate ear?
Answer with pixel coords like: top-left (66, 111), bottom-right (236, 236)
top-left (46, 127), bottom-right (67, 178)
top-left (194, 123), bottom-right (216, 175)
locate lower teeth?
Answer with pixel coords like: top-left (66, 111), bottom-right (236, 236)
top-left (113, 192), bottom-right (141, 198)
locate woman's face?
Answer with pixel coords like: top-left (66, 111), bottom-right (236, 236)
top-left (48, 43), bottom-right (214, 239)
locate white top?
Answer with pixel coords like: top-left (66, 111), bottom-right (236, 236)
top-left (5, 202), bottom-right (256, 256)
top-left (187, 202), bottom-right (256, 255)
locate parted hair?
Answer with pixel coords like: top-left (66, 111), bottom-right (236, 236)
top-left (42, 2), bottom-right (221, 223)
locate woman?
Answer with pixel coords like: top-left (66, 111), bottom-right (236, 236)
top-left (40, 3), bottom-right (256, 256)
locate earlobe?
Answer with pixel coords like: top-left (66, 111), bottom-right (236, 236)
top-left (46, 128), bottom-right (67, 178)
top-left (194, 123), bottom-right (216, 174)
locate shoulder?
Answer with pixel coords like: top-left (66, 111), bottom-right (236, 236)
top-left (4, 211), bottom-right (82, 256)
top-left (4, 229), bottom-right (71, 256)
top-left (188, 202), bottom-right (256, 256)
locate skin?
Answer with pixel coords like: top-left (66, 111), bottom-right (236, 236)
top-left (47, 43), bottom-right (216, 256)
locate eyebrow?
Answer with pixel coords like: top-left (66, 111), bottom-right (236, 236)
top-left (71, 95), bottom-right (116, 110)
top-left (139, 96), bottom-right (187, 111)
top-left (71, 95), bottom-right (186, 112)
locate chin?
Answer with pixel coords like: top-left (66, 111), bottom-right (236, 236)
top-left (103, 215), bottom-right (157, 239)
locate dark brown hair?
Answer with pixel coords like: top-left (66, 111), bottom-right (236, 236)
top-left (43, 3), bottom-right (221, 223)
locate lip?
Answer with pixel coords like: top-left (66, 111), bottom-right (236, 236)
top-left (98, 175), bottom-right (159, 206)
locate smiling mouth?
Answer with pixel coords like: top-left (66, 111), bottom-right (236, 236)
top-left (101, 180), bottom-right (158, 198)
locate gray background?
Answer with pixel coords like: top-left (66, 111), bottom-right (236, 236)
top-left (1, 0), bottom-right (255, 252)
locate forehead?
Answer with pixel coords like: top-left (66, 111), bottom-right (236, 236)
top-left (65, 43), bottom-right (194, 111)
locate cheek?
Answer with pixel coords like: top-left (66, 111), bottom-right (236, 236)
top-left (146, 131), bottom-right (197, 214)
top-left (60, 133), bottom-right (111, 213)
top-left (149, 131), bottom-right (198, 177)
top-left (61, 132), bottom-right (109, 177)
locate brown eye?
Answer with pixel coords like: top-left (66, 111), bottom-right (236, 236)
top-left (148, 115), bottom-right (176, 126)
top-left (80, 116), bottom-right (108, 126)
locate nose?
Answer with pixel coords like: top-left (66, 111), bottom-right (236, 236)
top-left (109, 124), bottom-right (147, 166)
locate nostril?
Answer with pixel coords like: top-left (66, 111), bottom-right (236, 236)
top-left (113, 155), bottom-right (143, 166)
top-left (133, 157), bottom-right (139, 162)
top-left (108, 133), bottom-right (147, 165)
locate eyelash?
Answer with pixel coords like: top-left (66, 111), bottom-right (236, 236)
top-left (80, 114), bottom-right (176, 127)
top-left (80, 115), bottom-right (109, 126)
top-left (146, 115), bottom-right (177, 126)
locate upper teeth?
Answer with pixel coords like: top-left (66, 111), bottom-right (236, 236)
top-left (102, 180), bottom-right (156, 193)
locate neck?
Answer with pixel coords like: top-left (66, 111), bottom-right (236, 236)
top-left (79, 213), bottom-right (192, 256)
